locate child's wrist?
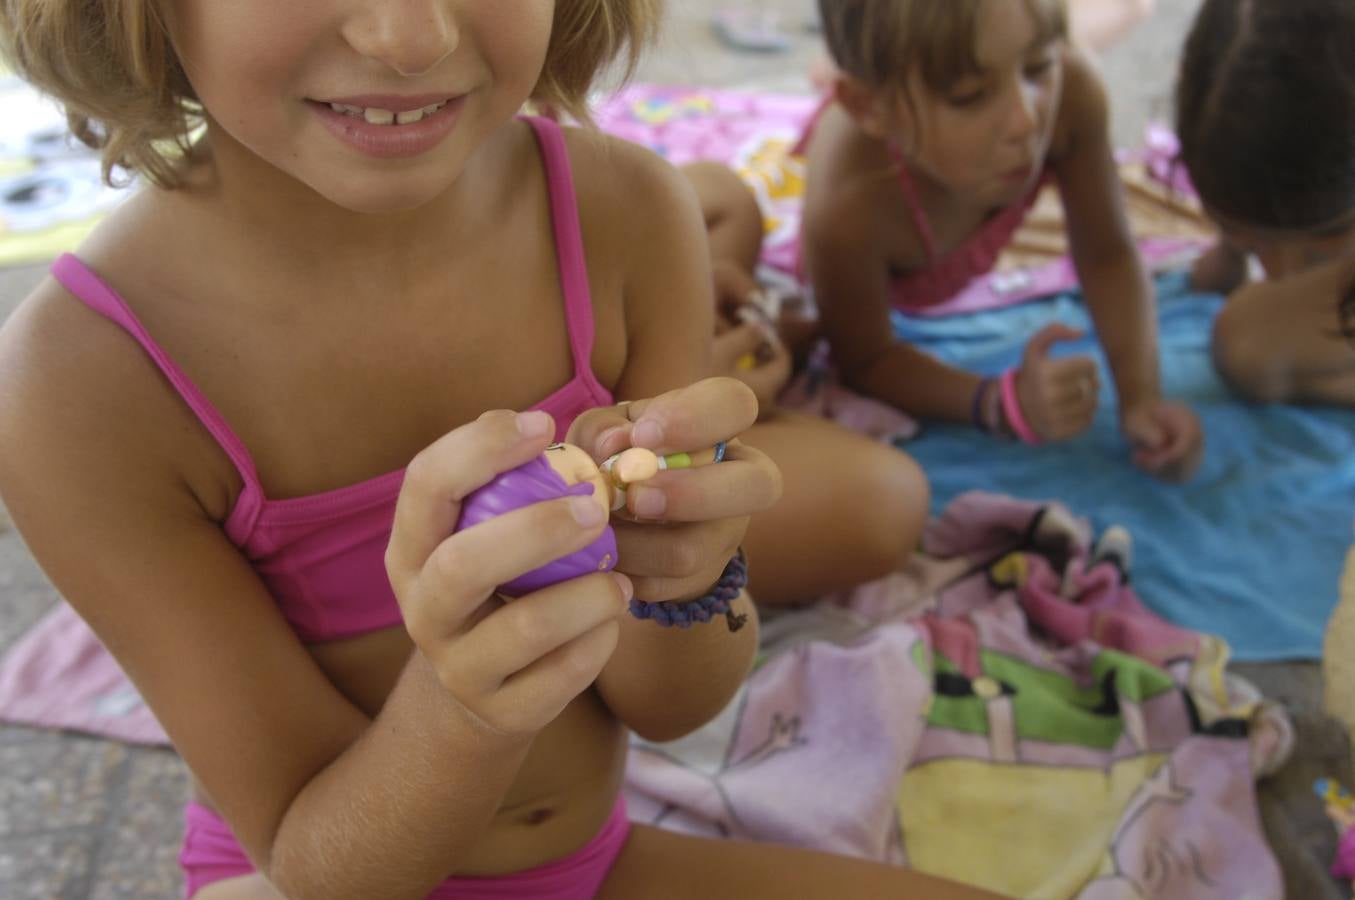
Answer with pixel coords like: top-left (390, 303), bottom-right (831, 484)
top-left (628, 549), bottom-right (750, 632)
top-left (999, 369), bottom-right (1041, 445)
top-left (971, 376), bottom-right (1008, 437)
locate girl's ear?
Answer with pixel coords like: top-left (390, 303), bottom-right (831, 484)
top-left (833, 75), bottom-right (907, 142)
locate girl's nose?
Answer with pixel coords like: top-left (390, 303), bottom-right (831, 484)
top-left (343, 1), bottom-right (459, 77)
top-left (1005, 82), bottom-right (1039, 143)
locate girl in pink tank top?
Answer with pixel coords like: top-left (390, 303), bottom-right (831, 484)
top-left (0, 2), bottom-right (1001, 900)
top-left (798, 0), bottom-right (1202, 481)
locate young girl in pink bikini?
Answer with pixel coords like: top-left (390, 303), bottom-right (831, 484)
top-left (0, 1), bottom-right (1002, 898)
top-left (801, 0), bottom-right (1202, 479)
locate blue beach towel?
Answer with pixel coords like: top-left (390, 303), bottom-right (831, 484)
top-left (897, 271), bottom-right (1355, 660)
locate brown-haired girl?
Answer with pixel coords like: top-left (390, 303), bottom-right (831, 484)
top-left (803, 0), bottom-right (1202, 480)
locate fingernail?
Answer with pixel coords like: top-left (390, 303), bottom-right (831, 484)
top-left (610, 572), bottom-right (634, 604)
top-left (569, 495), bottom-right (605, 526)
top-left (632, 420), bottom-right (663, 447)
top-left (631, 486), bottom-right (666, 518)
top-left (517, 411), bottom-right (552, 438)
top-left (597, 425), bottom-right (630, 457)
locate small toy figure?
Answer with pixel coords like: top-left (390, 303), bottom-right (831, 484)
top-left (456, 441), bottom-right (724, 597)
top-left (1316, 778), bottom-right (1355, 886)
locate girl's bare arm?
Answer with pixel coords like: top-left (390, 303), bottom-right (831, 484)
top-left (1054, 49), bottom-right (1160, 413)
top-left (0, 286), bottom-right (611, 900)
top-left (806, 185), bottom-right (983, 421)
top-left (569, 134), bottom-right (772, 741)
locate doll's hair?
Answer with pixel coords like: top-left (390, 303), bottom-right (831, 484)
top-left (816, 0), bottom-right (1066, 95)
top-left (456, 453), bottom-right (617, 598)
top-left (1176, 0), bottom-right (1355, 233)
top-left (0, 0), bottom-right (660, 189)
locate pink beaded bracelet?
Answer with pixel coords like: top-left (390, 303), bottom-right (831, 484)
top-left (999, 369), bottom-right (1042, 446)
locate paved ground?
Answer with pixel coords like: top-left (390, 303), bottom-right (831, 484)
top-left (2, 1), bottom-right (1346, 898)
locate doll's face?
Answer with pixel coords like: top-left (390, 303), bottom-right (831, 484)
top-left (542, 443), bottom-right (611, 519)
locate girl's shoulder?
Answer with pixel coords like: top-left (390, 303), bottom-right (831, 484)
top-left (553, 122), bottom-right (709, 287)
top-left (1050, 44), bottom-right (1112, 162)
top-left (0, 186), bottom-right (236, 520)
top-left (801, 107), bottom-right (895, 236)
top-left (557, 123), bottom-right (703, 228)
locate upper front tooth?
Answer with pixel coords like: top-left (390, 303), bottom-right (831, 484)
top-left (395, 108), bottom-right (426, 125)
top-left (363, 107), bottom-right (395, 125)
top-left (421, 103), bottom-right (442, 115)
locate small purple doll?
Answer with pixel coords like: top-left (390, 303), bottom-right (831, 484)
top-left (456, 442), bottom-right (662, 597)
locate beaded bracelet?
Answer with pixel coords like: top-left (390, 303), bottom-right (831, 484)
top-left (970, 377), bottom-right (997, 434)
top-left (629, 548), bottom-right (749, 632)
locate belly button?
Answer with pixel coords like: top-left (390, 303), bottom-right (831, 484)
top-left (522, 808), bottom-right (555, 826)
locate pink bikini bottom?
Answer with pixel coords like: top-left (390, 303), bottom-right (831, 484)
top-left (180, 795), bottom-right (631, 899)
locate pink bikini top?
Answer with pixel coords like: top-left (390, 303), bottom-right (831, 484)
top-left (885, 143), bottom-right (1047, 311)
top-left (49, 116), bottom-right (613, 644)
top-left (794, 99), bottom-right (1045, 311)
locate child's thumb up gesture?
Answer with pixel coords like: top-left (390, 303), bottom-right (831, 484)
top-left (1015, 322), bottom-right (1101, 442)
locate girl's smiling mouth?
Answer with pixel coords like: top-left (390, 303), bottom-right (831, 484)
top-left (308, 93), bottom-right (467, 158)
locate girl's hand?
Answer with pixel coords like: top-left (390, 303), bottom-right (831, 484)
top-left (1016, 323), bottom-right (1101, 441)
top-left (710, 260), bottom-right (792, 412)
top-left (712, 318), bottom-right (792, 414)
top-left (385, 410), bottom-right (631, 736)
top-left (712, 258), bottom-right (761, 313)
top-left (1120, 399), bottom-right (1204, 482)
top-left (568, 377), bottom-right (783, 603)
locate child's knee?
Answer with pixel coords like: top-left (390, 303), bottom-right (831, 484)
top-left (852, 450), bottom-right (931, 571)
top-left (1211, 302), bottom-right (1291, 403)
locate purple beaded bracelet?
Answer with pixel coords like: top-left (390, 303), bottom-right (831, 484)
top-left (629, 549), bottom-right (749, 632)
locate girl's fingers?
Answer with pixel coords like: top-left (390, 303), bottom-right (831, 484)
top-left (712, 323), bottom-right (772, 373)
top-left (403, 492), bottom-right (611, 639)
top-left (1050, 372), bottom-right (1101, 406)
top-left (620, 442), bottom-right (782, 523)
top-left (448, 573), bottom-right (630, 696)
top-left (491, 618), bottom-right (624, 733)
top-left (388, 410), bottom-right (555, 593)
top-left (569, 377), bottom-right (759, 459)
top-left (612, 517), bottom-right (743, 581)
top-left (611, 517), bottom-right (746, 601)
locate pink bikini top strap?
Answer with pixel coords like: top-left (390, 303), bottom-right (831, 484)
top-left (886, 141), bottom-right (940, 263)
top-left (522, 116), bottom-right (605, 397)
top-left (49, 253), bottom-right (262, 491)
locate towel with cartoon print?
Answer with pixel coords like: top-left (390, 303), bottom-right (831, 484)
top-left (624, 492), bottom-right (1291, 900)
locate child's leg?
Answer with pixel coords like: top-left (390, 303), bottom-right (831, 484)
top-left (599, 823), bottom-right (1006, 899)
top-left (1211, 271), bottom-right (1355, 404)
top-left (195, 874), bottom-right (283, 899)
top-left (681, 163), bottom-right (927, 604)
top-left (742, 410), bottom-right (929, 607)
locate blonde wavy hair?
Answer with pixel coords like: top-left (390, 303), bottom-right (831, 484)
top-left (818, 0), bottom-right (1067, 94)
top-left (0, 0), bottom-right (661, 188)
